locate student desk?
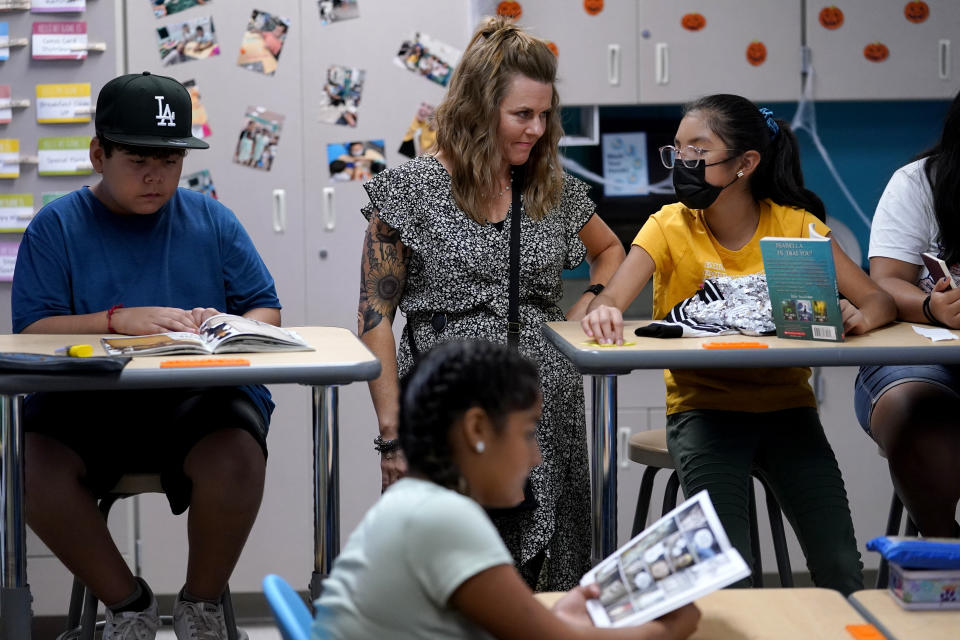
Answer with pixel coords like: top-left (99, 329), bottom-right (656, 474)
top-left (849, 589), bottom-right (960, 640)
top-left (534, 588), bottom-right (868, 638)
top-left (542, 320), bottom-right (960, 565)
top-left (0, 327), bottom-right (379, 640)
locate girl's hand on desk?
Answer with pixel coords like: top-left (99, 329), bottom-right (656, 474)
top-left (111, 306), bottom-right (199, 335)
top-left (840, 299), bottom-right (870, 336)
top-left (190, 307), bottom-right (222, 326)
top-left (581, 305), bottom-right (625, 346)
top-left (929, 278), bottom-right (960, 328)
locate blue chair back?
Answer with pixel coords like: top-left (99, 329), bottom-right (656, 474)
top-left (262, 574), bottom-right (313, 640)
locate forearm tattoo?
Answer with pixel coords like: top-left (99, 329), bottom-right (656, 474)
top-left (358, 214), bottom-right (410, 336)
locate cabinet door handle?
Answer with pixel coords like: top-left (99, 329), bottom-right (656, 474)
top-left (271, 188), bottom-right (286, 233)
top-left (939, 39), bottom-right (951, 80)
top-left (655, 42), bottom-right (669, 85)
top-left (618, 427), bottom-right (631, 469)
top-left (322, 186), bottom-right (336, 231)
top-left (607, 43), bottom-right (621, 86)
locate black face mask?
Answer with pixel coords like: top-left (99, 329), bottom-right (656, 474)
top-left (672, 158), bottom-right (740, 210)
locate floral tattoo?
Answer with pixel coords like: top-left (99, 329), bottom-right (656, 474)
top-left (358, 214), bottom-right (410, 335)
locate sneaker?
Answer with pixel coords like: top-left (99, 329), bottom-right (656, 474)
top-left (102, 594), bottom-right (160, 640)
top-left (173, 593), bottom-right (248, 640)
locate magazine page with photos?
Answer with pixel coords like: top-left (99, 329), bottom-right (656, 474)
top-left (582, 490), bottom-right (749, 628)
top-left (101, 314), bottom-right (311, 356)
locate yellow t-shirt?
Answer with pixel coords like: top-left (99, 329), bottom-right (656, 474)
top-left (633, 199), bottom-right (831, 415)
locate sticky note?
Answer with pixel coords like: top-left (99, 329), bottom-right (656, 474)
top-left (845, 624), bottom-right (885, 640)
top-left (36, 83), bottom-right (91, 123)
top-left (0, 139), bottom-right (20, 179)
top-left (31, 0), bottom-right (86, 13)
top-left (32, 21), bottom-right (87, 60)
top-left (38, 136), bottom-right (91, 175)
top-left (0, 240), bottom-right (18, 282)
top-left (0, 194), bottom-right (34, 232)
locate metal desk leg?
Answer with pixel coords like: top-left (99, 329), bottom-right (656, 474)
top-left (309, 385), bottom-right (339, 602)
top-left (590, 375), bottom-right (618, 565)
top-left (1, 394), bottom-right (31, 640)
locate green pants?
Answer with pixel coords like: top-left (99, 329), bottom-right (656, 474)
top-left (666, 407), bottom-right (864, 595)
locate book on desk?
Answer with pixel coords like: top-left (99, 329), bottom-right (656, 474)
top-left (101, 313), bottom-right (313, 356)
top-left (761, 223), bottom-right (844, 342)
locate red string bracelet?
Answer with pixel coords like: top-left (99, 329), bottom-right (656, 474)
top-left (106, 304), bottom-right (123, 333)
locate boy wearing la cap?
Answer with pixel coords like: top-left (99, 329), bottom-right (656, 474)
top-left (12, 72), bottom-right (277, 640)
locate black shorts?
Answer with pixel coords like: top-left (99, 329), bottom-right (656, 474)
top-left (24, 387), bottom-right (268, 515)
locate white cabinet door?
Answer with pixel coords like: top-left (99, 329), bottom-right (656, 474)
top-left (805, 0), bottom-right (960, 100)
top-left (637, 0), bottom-right (801, 104)
top-left (515, 0), bottom-right (639, 105)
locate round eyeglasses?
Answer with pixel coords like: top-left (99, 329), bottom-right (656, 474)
top-left (659, 145), bottom-right (741, 169)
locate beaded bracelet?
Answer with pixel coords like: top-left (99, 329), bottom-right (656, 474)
top-left (374, 434), bottom-right (400, 455)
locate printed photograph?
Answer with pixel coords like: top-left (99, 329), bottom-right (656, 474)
top-left (151, 0), bottom-right (208, 18)
top-left (318, 65), bottom-right (365, 127)
top-left (236, 9), bottom-right (291, 76)
top-left (812, 299), bottom-right (828, 322)
top-left (234, 106), bottom-right (284, 172)
top-left (781, 299), bottom-right (797, 321)
top-left (326, 140), bottom-right (385, 182)
top-left (394, 31), bottom-right (461, 87)
top-left (179, 169), bottom-right (217, 199)
top-left (318, 0), bottom-right (359, 25)
top-left (156, 15), bottom-right (218, 66)
top-left (182, 79), bottom-right (211, 139)
top-left (398, 102), bottom-right (437, 158)
top-left (796, 299), bottom-right (813, 322)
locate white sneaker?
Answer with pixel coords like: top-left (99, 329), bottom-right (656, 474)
top-left (102, 594), bottom-right (160, 640)
top-left (173, 594), bottom-right (248, 640)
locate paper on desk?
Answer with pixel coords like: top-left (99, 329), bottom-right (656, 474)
top-left (912, 325), bottom-right (959, 342)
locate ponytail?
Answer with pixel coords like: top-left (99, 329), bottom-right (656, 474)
top-left (685, 94), bottom-right (825, 221)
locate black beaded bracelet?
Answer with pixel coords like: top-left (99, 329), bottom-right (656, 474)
top-left (922, 294), bottom-right (946, 327)
top-left (374, 435), bottom-right (400, 454)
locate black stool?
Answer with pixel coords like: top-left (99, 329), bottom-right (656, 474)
top-left (875, 491), bottom-right (919, 589)
top-left (56, 474), bottom-right (242, 640)
top-left (628, 429), bottom-right (794, 588)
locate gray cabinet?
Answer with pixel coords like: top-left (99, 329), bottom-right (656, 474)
top-left (637, 0), bottom-right (801, 104)
top-left (513, 0), bottom-right (639, 105)
top-left (805, 0), bottom-right (960, 100)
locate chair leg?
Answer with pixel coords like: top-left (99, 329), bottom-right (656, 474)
top-left (632, 466), bottom-right (662, 536)
top-left (662, 471), bottom-right (681, 516)
top-left (756, 474), bottom-right (793, 587)
top-left (65, 576), bottom-right (86, 632)
top-left (222, 584), bottom-right (240, 640)
top-left (877, 492), bottom-right (906, 589)
top-left (747, 481), bottom-right (763, 588)
top-left (905, 517), bottom-right (919, 537)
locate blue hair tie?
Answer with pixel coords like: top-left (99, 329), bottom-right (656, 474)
top-left (759, 107), bottom-right (779, 138)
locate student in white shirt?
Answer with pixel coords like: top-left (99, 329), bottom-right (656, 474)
top-left (313, 340), bottom-right (700, 640)
top-left (855, 89), bottom-right (960, 537)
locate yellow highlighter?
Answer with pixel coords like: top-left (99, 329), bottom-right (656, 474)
top-left (55, 344), bottom-right (94, 358)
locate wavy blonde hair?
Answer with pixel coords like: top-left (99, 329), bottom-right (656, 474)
top-left (434, 17), bottom-right (564, 223)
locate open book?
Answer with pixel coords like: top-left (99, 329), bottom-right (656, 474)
top-left (583, 490), bottom-right (749, 628)
top-left (760, 222), bottom-right (844, 342)
top-left (101, 313), bottom-right (312, 356)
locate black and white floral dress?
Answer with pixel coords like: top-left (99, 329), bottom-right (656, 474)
top-left (361, 155), bottom-right (594, 590)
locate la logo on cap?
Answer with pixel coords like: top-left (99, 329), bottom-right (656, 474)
top-left (155, 96), bottom-right (176, 128)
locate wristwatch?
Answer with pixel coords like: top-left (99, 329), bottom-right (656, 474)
top-left (584, 283), bottom-right (605, 296)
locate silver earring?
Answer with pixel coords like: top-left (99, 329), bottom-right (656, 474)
top-left (736, 170), bottom-right (744, 178)
top-left (475, 441), bottom-right (485, 454)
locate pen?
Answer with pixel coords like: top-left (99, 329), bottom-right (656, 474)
top-left (55, 344), bottom-right (94, 357)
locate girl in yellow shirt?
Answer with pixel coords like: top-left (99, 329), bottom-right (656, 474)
top-left (581, 94), bottom-right (895, 594)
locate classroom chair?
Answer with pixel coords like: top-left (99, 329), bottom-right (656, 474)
top-left (263, 574), bottom-right (313, 640)
top-left (628, 428), bottom-right (795, 588)
top-left (57, 473), bottom-right (242, 640)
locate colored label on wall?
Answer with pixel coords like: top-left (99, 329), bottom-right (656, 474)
top-left (0, 240), bottom-right (19, 282)
top-left (31, 0), bottom-right (86, 12)
top-left (38, 136), bottom-right (91, 175)
top-left (0, 194), bottom-right (34, 232)
top-left (0, 139), bottom-right (20, 179)
top-left (36, 83), bottom-right (91, 123)
top-left (32, 21), bottom-right (87, 60)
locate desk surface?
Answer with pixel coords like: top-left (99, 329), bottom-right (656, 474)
top-left (534, 588), bottom-right (867, 638)
top-left (850, 589), bottom-right (960, 640)
top-left (544, 321), bottom-right (960, 374)
top-left (0, 326), bottom-right (380, 393)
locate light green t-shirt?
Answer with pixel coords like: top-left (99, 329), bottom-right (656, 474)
top-left (313, 477), bottom-right (513, 640)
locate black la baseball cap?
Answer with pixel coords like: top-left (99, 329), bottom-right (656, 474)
top-left (95, 71), bottom-right (209, 149)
